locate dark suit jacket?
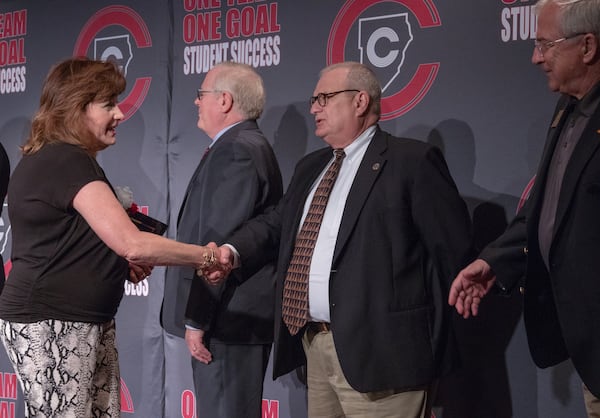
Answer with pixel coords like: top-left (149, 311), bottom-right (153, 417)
top-left (161, 120), bottom-right (283, 344)
top-left (481, 93), bottom-right (600, 397)
top-left (0, 143), bottom-right (9, 292)
top-left (228, 127), bottom-right (473, 393)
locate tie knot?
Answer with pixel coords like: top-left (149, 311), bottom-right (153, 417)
top-left (333, 149), bottom-right (345, 159)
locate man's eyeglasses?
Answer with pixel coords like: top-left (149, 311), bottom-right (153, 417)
top-left (196, 89), bottom-right (221, 100)
top-left (309, 89), bottom-right (360, 107)
top-left (534, 33), bottom-right (585, 55)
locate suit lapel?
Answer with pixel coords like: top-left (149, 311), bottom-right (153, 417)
top-left (177, 152), bottom-right (209, 227)
top-left (527, 97), bottom-right (575, 225)
top-left (332, 129), bottom-right (387, 264)
top-left (553, 112), bottom-right (600, 236)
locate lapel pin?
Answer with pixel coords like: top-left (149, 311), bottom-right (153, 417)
top-left (551, 109), bottom-right (565, 128)
top-left (372, 163), bottom-right (380, 171)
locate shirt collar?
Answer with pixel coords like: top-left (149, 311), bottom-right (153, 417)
top-left (572, 81), bottom-right (600, 118)
top-left (338, 125), bottom-right (377, 161)
top-left (210, 120), bottom-right (243, 147)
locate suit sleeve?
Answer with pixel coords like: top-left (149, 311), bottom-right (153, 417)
top-left (227, 198), bottom-right (283, 278)
top-left (479, 203), bottom-right (528, 293)
top-left (224, 147), bottom-right (328, 279)
top-left (225, 149), bottom-right (328, 279)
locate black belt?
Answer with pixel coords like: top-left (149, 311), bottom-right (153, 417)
top-left (307, 321), bottom-right (331, 333)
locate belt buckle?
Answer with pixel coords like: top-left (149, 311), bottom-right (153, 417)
top-left (310, 322), bottom-right (330, 332)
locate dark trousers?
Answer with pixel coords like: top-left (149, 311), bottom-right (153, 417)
top-left (192, 341), bottom-right (271, 418)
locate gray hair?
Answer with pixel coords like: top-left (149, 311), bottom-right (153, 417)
top-left (212, 61), bottom-right (265, 119)
top-left (536, 0), bottom-right (600, 39)
top-left (321, 62), bottom-right (382, 119)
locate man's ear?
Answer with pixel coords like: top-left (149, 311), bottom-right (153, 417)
top-left (221, 91), bottom-right (234, 113)
top-left (355, 91), bottom-right (370, 116)
top-left (582, 33), bottom-right (599, 64)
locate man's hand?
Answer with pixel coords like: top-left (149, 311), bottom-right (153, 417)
top-left (185, 328), bottom-right (212, 364)
top-left (200, 243), bottom-right (234, 285)
top-left (128, 263), bottom-right (153, 283)
top-left (448, 259), bottom-right (496, 318)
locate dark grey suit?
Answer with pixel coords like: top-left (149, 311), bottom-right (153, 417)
top-left (228, 127), bottom-right (473, 392)
top-left (161, 120), bottom-right (282, 416)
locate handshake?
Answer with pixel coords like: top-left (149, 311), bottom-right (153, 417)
top-left (127, 243), bottom-right (236, 285)
top-left (196, 243), bottom-right (235, 285)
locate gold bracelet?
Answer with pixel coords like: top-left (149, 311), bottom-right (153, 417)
top-left (199, 247), bottom-right (216, 269)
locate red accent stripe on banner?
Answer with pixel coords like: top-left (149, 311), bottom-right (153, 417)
top-left (120, 378), bottom-right (135, 413)
top-left (3, 260), bottom-right (10, 278)
top-left (74, 5), bottom-right (152, 54)
top-left (119, 77), bottom-right (152, 121)
top-left (518, 175), bottom-right (536, 213)
top-left (380, 63), bottom-right (439, 120)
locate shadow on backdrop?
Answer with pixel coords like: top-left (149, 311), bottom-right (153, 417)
top-left (423, 119), bottom-right (524, 418)
top-left (0, 117), bottom-right (31, 161)
top-left (261, 104), bottom-right (310, 189)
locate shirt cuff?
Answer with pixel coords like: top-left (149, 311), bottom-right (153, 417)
top-left (223, 243), bottom-right (241, 268)
top-left (184, 319), bottom-right (208, 331)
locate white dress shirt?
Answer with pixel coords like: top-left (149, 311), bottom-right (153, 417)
top-left (303, 125), bottom-right (376, 322)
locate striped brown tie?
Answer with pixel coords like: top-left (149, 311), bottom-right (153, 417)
top-left (282, 149), bottom-right (346, 335)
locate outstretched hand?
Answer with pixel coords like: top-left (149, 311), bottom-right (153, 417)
top-left (448, 259), bottom-right (496, 318)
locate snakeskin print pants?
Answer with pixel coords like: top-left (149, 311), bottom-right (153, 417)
top-left (0, 319), bottom-right (121, 417)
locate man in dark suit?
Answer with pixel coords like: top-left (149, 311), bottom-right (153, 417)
top-left (161, 62), bottom-right (282, 418)
top-left (216, 62), bottom-right (472, 417)
top-left (0, 143), bottom-right (9, 293)
top-left (449, 0), bottom-right (600, 416)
